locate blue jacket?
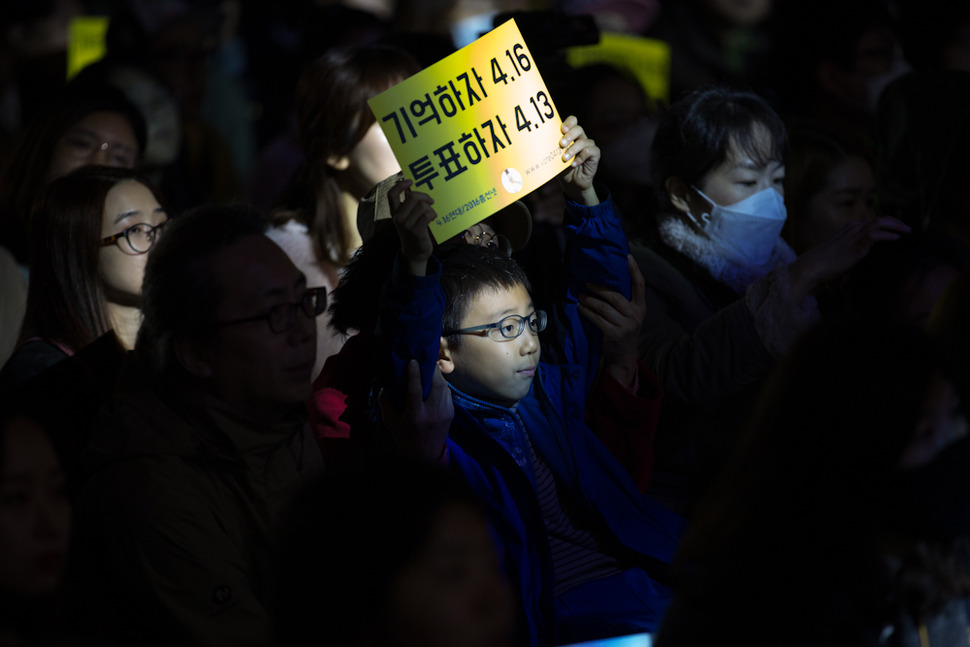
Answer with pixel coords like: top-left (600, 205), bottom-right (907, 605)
top-left (378, 195), bottom-right (685, 646)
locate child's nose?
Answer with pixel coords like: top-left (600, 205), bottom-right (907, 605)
top-left (519, 331), bottom-right (537, 355)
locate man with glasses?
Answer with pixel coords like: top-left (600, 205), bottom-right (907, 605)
top-left (376, 117), bottom-right (685, 647)
top-left (70, 204), bottom-right (325, 646)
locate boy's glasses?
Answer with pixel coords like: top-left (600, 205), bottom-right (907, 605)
top-left (211, 287), bottom-right (328, 334)
top-left (443, 310), bottom-right (547, 341)
top-left (102, 220), bottom-right (168, 254)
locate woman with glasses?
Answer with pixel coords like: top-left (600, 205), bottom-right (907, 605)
top-left (0, 166), bottom-right (166, 388)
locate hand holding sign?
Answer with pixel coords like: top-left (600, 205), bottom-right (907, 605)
top-left (558, 115), bottom-right (601, 206)
top-left (388, 178), bottom-right (437, 277)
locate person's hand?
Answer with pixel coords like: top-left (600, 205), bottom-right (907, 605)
top-left (557, 115), bottom-right (600, 206)
top-left (388, 178), bottom-right (437, 276)
top-left (379, 359), bottom-right (453, 462)
top-left (578, 255), bottom-right (645, 388)
top-left (789, 216), bottom-right (912, 303)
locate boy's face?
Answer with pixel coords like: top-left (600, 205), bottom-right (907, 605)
top-left (438, 283), bottom-right (539, 408)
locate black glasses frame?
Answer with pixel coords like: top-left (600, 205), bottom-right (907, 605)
top-left (101, 220), bottom-right (168, 254)
top-left (211, 287), bottom-right (328, 334)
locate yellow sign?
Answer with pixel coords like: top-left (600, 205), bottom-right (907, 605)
top-left (567, 32), bottom-right (670, 103)
top-left (67, 16), bottom-right (110, 80)
top-left (368, 18), bottom-right (570, 243)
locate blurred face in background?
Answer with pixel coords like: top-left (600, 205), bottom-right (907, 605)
top-left (0, 416), bottom-right (70, 598)
top-left (702, 0), bottom-right (774, 27)
top-left (790, 154), bottom-right (876, 252)
top-left (387, 502), bottom-right (515, 647)
top-left (46, 111), bottom-right (140, 182)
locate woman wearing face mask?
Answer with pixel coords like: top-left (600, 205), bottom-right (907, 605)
top-left (630, 86), bottom-right (909, 515)
top-left (0, 166), bottom-right (167, 389)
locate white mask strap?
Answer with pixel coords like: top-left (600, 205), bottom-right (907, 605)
top-left (687, 185), bottom-right (714, 225)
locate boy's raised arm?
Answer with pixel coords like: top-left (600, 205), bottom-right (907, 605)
top-left (376, 179), bottom-right (446, 420)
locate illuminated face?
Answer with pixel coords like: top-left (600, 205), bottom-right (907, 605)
top-left (387, 503), bottom-right (515, 647)
top-left (47, 111), bottom-right (140, 182)
top-left (687, 124), bottom-right (785, 214)
top-left (98, 180), bottom-right (167, 306)
top-left (0, 416), bottom-right (70, 598)
top-left (439, 283), bottom-right (539, 408)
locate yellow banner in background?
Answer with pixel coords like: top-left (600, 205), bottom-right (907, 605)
top-left (566, 32), bottom-right (670, 104)
top-left (68, 16), bottom-right (110, 80)
top-left (368, 18), bottom-right (570, 243)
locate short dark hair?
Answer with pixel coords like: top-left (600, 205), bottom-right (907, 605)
top-left (136, 203), bottom-right (269, 377)
top-left (438, 244), bottom-right (531, 349)
top-left (650, 86), bottom-right (787, 208)
top-left (24, 165), bottom-right (161, 352)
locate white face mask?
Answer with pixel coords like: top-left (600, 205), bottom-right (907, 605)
top-left (689, 186), bottom-right (787, 267)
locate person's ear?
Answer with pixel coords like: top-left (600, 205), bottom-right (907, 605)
top-left (174, 336), bottom-right (213, 378)
top-left (665, 176), bottom-right (692, 215)
top-left (437, 337), bottom-right (455, 375)
top-left (327, 155), bottom-right (350, 171)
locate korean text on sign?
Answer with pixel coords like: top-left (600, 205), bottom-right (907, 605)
top-left (368, 18), bottom-right (571, 243)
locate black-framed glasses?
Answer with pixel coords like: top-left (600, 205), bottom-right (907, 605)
top-left (211, 287), bottom-right (328, 334)
top-left (101, 220), bottom-right (168, 254)
top-left (443, 310), bottom-right (547, 341)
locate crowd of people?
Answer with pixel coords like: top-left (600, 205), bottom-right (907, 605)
top-left (1, 0), bottom-right (970, 645)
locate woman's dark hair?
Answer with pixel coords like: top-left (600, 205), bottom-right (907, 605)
top-left (650, 86), bottom-right (786, 210)
top-left (278, 44), bottom-right (420, 267)
top-left (438, 244), bottom-right (532, 350)
top-left (272, 458), bottom-right (484, 646)
top-left (0, 79), bottom-right (147, 265)
top-left (22, 166), bottom-right (160, 354)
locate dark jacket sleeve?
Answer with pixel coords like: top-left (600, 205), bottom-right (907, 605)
top-left (375, 254), bottom-right (446, 412)
top-left (586, 359), bottom-right (663, 493)
top-left (631, 242), bottom-right (774, 413)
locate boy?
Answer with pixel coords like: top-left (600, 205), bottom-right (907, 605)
top-left (377, 117), bottom-right (684, 646)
